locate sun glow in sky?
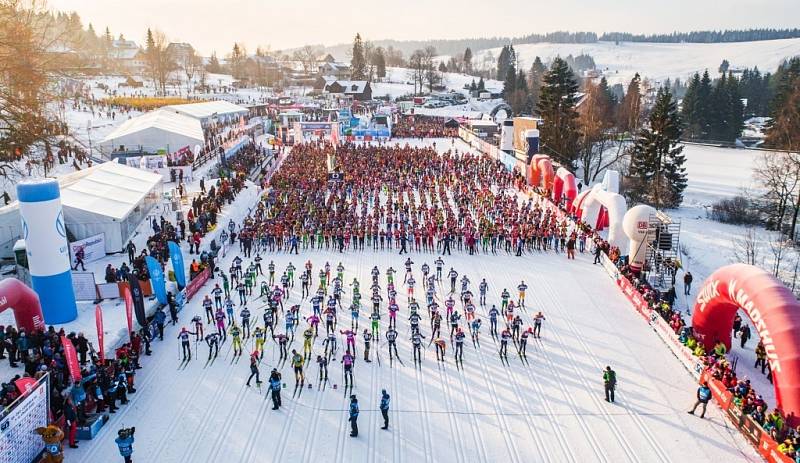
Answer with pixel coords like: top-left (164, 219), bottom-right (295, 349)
top-left (49, 0), bottom-right (800, 54)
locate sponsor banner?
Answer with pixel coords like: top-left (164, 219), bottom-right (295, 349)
top-left (0, 378), bottom-right (47, 463)
top-left (71, 272), bottom-right (98, 301)
top-left (68, 233), bottom-right (106, 265)
top-left (145, 256), bottom-right (167, 305)
top-left (617, 276), bottom-right (651, 320)
top-left (185, 267), bottom-right (210, 301)
top-left (168, 241), bottom-right (186, 290)
top-left (726, 403), bottom-right (745, 429)
top-left (124, 286), bottom-right (134, 337)
top-left (703, 373), bottom-right (734, 410)
top-left (599, 253), bottom-right (620, 280)
top-left (127, 274), bottom-right (147, 328)
top-left (759, 433), bottom-right (795, 463)
top-left (61, 335), bottom-right (81, 383)
top-left (96, 283), bottom-right (120, 299)
top-left (650, 315), bottom-right (703, 379)
top-left (512, 117), bottom-right (538, 152)
top-left (95, 305), bottom-right (105, 363)
top-left (740, 415), bottom-right (764, 446)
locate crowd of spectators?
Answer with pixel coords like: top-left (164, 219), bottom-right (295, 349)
top-left (0, 324), bottom-right (153, 449)
top-left (391, 116), bottom-right (458, 139)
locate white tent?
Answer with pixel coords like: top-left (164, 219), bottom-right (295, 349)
top-left (100, 109), bottom-right (203, 154)
top-left (163, 100), bottom-right (248, 124)
top-left (60, 162), bottom-right (163, 252)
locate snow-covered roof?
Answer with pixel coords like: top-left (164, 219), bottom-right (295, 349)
top-left (163, 100), bottom-right (249, 120)
top-left (61, 162), bottom-right (163, 220)
top-left (102, 110), bottom-right (204, 145)
top-left (326, 81), bottom-right (368, 94)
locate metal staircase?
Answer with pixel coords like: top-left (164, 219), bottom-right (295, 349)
top-left (646, 210), bottom-right (681, 289)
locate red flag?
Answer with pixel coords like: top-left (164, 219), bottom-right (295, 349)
top-left (95, 305), bottom-right (105, 363)
top-left (124, 286), bottom-right (133, 341)
top-left (60, 335), bottom-right (81, 383)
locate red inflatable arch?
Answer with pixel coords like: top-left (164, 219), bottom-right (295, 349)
top-left (692, 263), bottom-right (800, 425)
top-left (0, 278), bottom-right (45, 333)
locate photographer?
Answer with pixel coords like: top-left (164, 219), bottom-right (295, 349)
top-left (115, 427), bottom-right (135, 463)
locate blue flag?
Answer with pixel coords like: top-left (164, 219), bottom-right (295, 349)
top-left (145, 256), bottom-right (167, 305)
top-left (168, 241), bottom-right (186, 290)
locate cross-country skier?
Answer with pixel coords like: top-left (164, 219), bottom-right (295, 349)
top-left (291, 349), bottom-right (305, 383)
top-left (533, 311), bottom-right (546, 338)
top-left (386, 327), bottom-right (399, 360)
top-left (454, 328), bottom-right (465, 362)
top-left (517, 281), bottom-right (528, 307)
top-left (316, 355), bottom-right (329, 386)
top-left (449, 311), bottom-right (461, 339)
top-left (263, 309), bottom-right (275, 337)
top-left (501, 288), bottom-right (510, 311)
top-left (433, 338), bottom-right (446, 362)
top-left (205, 332), bottom-right (220, 360)
top-left (224, 297), bottom-right (235, 326)
top-left (434, 257), bottom-right (444, 281)
top-left (479, 279), bottom-right (488, 305)
top-left (323, 331), bottom-right (337, 362)
top-left (499, 327), bottom-right (511, 360)
top-left (230, 324), bottom-right (243, 356)
top-left (471, 319), bottom-right (482, 347)
top-left (212, 284), bottom-right (223, 310)
top-left (246, 353), bottom-right (262, 386)
top-left (370, 311), bottom-right (381, 339)
top-left (340, 329), bottom-right (357, 355)
top-left (448, 268), bottom-right (458, 293)
top-left (342, 350), bottom-right (355, 387)
top-left (177, 327), bottom-right (196, 361)
top-left (302, 327), bottom-right (314, 360)
top-left (191, 315), bottom-right (204, 341)
top-left (362, 329), bottom-right (372, 362)
top-left (411, 331), bottom-right (426, 365)
top-left (203, 295), bottom-right (214, 323)
top-left (488, 305), bottom-right (499, 337)
top-left (241, 306), bottom-right (251, 338)
top-left (519, 327), bottom-right (532, 357)
top-left (511, 315), bottom-right (523, 342)
top-left (273, 333), bottom-right (289, 363)
top-left (253, 327), bottom-right (265, 359)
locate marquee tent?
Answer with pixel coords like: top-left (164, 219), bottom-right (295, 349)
top-left (59, 162), bottom-right (163, 252)
top-left (162, 100), bottom-right (248, 125)
top-left (100, 109), bottom-right (203, 154)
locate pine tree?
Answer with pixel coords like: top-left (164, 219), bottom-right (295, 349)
top-left (528, 57), bottom-right (547, 115)
top-left (351, 33), bottom-right (367, 80)
top-left (627, 87), bottom-right (687, 208)
top-left (373, 47), bottom-right (386, 79)
top-left (618, 73), bottom-right (642, 133)
top-left (681, 73), bottom-right (700, 137)
top-left (765, 57), bottom-right (800, 150)
top-left (537, 57), bottom-right (580, 168)
top-left (477, 77), bottom-right (485, 91)
top-left (502, 62), bottom-right (516, 98)
top-left (496, 45), bottom-right (515, 82)
top-left (695, 70), bottom-right (713, 137)
top-left (463, 47), bottom-right (473, 74)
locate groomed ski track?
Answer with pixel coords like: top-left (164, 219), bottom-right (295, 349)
top-left (69, 139), bottom-right (761, 463)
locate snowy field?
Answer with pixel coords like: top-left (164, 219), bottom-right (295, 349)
top-left (67, 249), bottom-right (759, 463)
top-left (58, 138), bottom-right (761, 462)
top-left (475, 38), bottom-right (800, 86)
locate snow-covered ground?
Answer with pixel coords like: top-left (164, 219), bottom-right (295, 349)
top-left (371, 67), bottom-right (503, 100)
top-left (474, 38), bottom-right (800, 86)
top-left (49, 138), bottom-right (759, 462)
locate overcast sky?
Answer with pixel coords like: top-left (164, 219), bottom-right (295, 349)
top-left (50, 0), bottom-right (800, 55)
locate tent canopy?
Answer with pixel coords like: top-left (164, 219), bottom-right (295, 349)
top-left (101, 109), bottom-right (203, 152)
top-left (163, 100), bottom-right (248, 121)
top-left (61, 162), bottom-right (162, 220)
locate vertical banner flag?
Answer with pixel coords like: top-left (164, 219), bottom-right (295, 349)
top-left (60, 335), bottom-right (82, 383)
top-left (124, 286), bottom-right (134, 339)
top-left (145, 256), bottom-right (167, 305)
top-left (168, 241), bottom-right (186, 290)
top-left (95, 304), bottom-right (105, 363)
top-left (127, 274), bottom-right (147, 328)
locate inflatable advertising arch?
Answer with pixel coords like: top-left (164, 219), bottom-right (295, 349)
top-left (580, 184), bottom-right (628, 250)
top-left (528, 154), bottom-right (549, 188)
top-left (693, 263), bottom-right (800, 424)
top-left (622, 204), bottom-right (657, 273)
top-left (0, 278), bottom-right (46, 333)
top-left (552, 167), bottom-right (578, 211)
top-left (538, 157), bottom-right (554, 192)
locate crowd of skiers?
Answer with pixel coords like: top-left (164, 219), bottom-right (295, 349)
top-left (390, 116), bottom-right (458, 139)
top-left (244, 141), bottom-right (584, 257)
top-left (175, 249), bottom-right (562, 440)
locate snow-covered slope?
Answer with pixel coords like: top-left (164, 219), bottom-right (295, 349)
top-left (371, 67), bottom-right (502, 99)
top-left (475, 38), bottom-right (800, 85)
